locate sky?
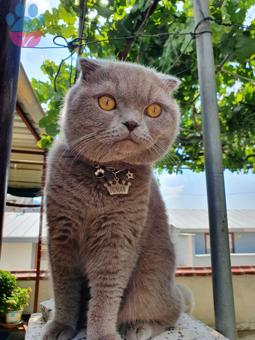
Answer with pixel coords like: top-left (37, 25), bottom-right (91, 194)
top-left (21, 0), bottom-right (255, 211)
top-left (158, 170), bottom-right (255, 210)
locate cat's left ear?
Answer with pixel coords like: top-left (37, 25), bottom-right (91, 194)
top-left (79, 58), bottom-right (100, 81)
top-left (159, 74), bottom-right (181, 92)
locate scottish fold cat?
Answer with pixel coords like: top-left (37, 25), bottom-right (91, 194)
top-left (43, 59), bottom-right (192, 340)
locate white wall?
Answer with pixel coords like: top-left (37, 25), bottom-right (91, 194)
top-left (193, 253), bottom-right (255, 267)
top-left (0, 242), bottom-right (33, 270)
top-left (174, 233), bottom-right (255, 267)
top-left (174, 233), bottom-right (195, 267)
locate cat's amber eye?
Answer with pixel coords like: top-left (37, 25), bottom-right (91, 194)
top-left (98, 95), bottom-right (116, 111)
top-left (145, 103), bottom-right (162, 118)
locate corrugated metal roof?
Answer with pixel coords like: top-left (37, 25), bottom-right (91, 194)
top-left (168, 209), bottom-right (255, 232)
top-left (8, 64), bottom-right (45, 195)
top-left (2, 209), bottom-right (255, 242)
top-left (3, 212), bottom-right (47, 241)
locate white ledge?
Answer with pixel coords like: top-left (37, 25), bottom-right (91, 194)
top-left (25, 312), bottom-right (228, 340)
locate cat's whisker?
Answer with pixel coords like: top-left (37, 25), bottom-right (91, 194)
top-left (70, 129), bottom-right (117, 152)
top-left (69, 129), bottom-right (111, 148)
top-left (70, 130), bottom-right (106, 145)
top-left (70, 132), bottom-right (120, 162)
top-left (139, 135), bottom-right (162, 157)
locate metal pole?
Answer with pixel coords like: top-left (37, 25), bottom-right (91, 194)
top-left (193, 1), bottom-right (237, 339)
top-left (74, 0), bottom-right (88, 82)
top-left (0, 0), bottom-right (25, 256)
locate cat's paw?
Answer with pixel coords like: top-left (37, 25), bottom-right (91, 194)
top-left (125, 326), bottom-right (151, 340)
top-left (98, 334), bottom-right (123, 340)
top-left (42, 320), bottom-right (77, 340)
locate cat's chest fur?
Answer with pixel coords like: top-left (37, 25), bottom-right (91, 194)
top-left (46, 142), bottom-right (152, 233)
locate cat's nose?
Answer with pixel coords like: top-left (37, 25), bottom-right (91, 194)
top-left (122, 120), bottom-right (139, 132)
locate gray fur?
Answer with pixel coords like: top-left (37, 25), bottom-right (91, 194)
top-left (42, 59), bottom-right (189, 340)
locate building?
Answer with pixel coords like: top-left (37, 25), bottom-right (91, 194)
top-left (170, 209), bottom-right (255, 267)
top-left (1, 209), bottom-right (255, 270)
top-left (0, 62), bottom-right (45, 271)
top-left (0, 210), bottom-right (47, 270)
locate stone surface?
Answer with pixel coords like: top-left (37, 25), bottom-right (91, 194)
top-left (25, 312), bottom-right (228, 340)
top-left (26, 313), bottom-right (45, 340)
top-left (40, 299), bottom-right (54, 322)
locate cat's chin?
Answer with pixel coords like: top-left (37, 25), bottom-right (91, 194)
top-left (114, 139), bottom-right (138, 152)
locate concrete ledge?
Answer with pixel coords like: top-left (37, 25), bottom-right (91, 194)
top-left (25, 312), bottom-right (228, 340)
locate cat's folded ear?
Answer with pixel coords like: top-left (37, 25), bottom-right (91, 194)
top-left (79, 58), bottom-right (101, 81)
top-left (159, 74), bottom-right (181, 92)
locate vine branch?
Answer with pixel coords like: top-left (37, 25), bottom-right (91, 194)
top-left (117, 0), bottom-right (160, 61)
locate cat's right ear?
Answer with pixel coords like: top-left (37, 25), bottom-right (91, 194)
top-left (79, 58), bottom-right (100, 81)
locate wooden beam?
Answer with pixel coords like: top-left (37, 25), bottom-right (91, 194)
top-left (16, 104), bottom-right (41, 142)
top-left (11, 148), bottom-right (45, 155)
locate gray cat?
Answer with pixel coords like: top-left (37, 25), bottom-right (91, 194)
top-left (43, 59), bottom-right (192, 340)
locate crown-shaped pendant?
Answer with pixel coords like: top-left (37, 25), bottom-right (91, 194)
top-left (94, 165), bottom-right (134, 195)
top-left (104, 178), bottom-right (131, 195)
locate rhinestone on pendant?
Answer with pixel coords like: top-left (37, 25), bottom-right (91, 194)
top-left (95, 167), bottom-right (105, 178)
top-left (126, 171), bottom-right (134, 180)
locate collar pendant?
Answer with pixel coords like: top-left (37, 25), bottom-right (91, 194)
top-left (94, 166), bottom-right (134, 196)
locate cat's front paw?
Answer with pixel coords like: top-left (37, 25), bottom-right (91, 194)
top-left (42, 320), bottom-right (77, 340)
top-left (98, 334), bottom-right (122, 340)
top-left (125, 326), bottom-right (151, 340)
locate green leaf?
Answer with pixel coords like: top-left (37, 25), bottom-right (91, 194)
top-left (95, 5), bottom-right (114, 17)
top-left (30, 0), bottom-right (255, 173)
top-left (234, 35), bottom-right (255, 61)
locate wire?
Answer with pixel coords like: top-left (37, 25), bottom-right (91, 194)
top-left (24, 16), bottom-right (254, 93)
top-left (21, 17), bottom-right (255, 51)
top-left (23, 46), bottom-right (66, 49)
top-left (70, 53), bottom-right (74, 86)
top-left (169, 37), bottom-right (194, 71)
top-left (54, 50), bottom-right (76, 92)
top-left (22, 24), bottom-right (255, 50)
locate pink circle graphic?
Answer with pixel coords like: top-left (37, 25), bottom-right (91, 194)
top-left (9, 31), bottom-right (42, 47)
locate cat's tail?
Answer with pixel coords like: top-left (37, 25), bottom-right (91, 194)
top-left (176, 284), bottom-right (194, 314)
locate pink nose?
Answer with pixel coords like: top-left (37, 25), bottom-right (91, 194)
top-left (122, 121), bottom-right (139, 132)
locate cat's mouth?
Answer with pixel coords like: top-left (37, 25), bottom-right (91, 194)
top-left (114, 137), bottom-right (139, 153)
top-left (116, 136), bottom-right (140, 147)
top-left (119, 137), bottom-right (138, 144)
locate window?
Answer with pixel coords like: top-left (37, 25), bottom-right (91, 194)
top-left (234, 233), bottom-right (255, 253)
top-left (205, 232), bottom-right (235, 254)
top-left (195, 234), bottom-right (206, 254)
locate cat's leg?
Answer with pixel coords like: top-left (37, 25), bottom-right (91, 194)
top-left (119, 280), bottom-right (182, 340)
top-left (42, 236), bottom-right (82, 340)
top-left (118, 235), bottom-right (183, 339)
top-left (86, 256), bottom-right (135, 340)
top-left (42, 273), bottom-right (83, 340)
top-left (84, 219), bottom-right (141, 340)
top-left (118, 183), bottom-right (190, 340)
